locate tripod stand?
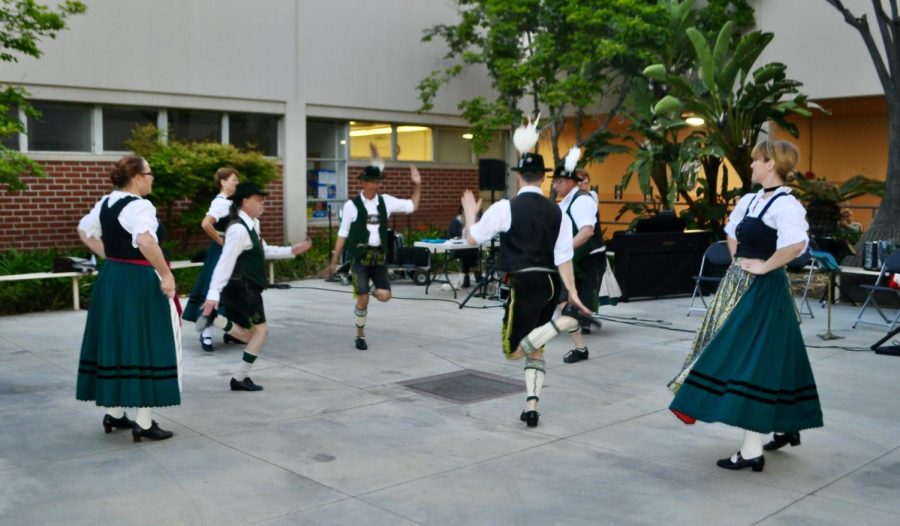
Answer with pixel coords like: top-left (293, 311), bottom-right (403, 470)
top-left (872, 325), bottom-right (900, 356)
top-left (458, 240), bottom-right (503, 308)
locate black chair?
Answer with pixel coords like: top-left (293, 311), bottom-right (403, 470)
top-left (687, 240), bottom-right (732, 316)
top-left (852, 250), bottom-right (900, 329)
top-left (787, 250), bottom-right (817, 320)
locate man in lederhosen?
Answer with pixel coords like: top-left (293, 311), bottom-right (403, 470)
top-left (327, 148), bottom-right (421, 350)
top-left (552, 149), bottom-right (607, 364)
top-left (461, 120), bottom-right (592, 428)
top-left (200, 182), bottom-right (312, 391)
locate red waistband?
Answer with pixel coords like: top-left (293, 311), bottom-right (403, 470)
top-left (107, 256), bottom-right (153, 266)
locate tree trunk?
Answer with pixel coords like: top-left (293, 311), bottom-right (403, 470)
top-left (844, 95), bottom-right (900, 264)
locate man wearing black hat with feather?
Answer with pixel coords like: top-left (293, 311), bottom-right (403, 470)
top-left (461, 117), bottom-right (592, 428)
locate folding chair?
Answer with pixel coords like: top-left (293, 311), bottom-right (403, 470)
top-left (852, 250), bottom-right (900, 329)
top-left (787, 250), bottom-right (817, 319)
top-left (687, 240), bottom-right (732, 316)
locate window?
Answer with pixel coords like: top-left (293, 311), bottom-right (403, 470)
top-left (229, 112), bottom-right (279, 156)
top-left (396, 125), bottom-right (433, 161)
top-left (103, 107), bottom-right (158, 152)
top-left (349, 121), bottom-right (391, 160)
top-left (307, 119), bottom-right (348, 222)
top-left (435, 127), bottom-right (472, 164)
top-left (27, 101), bottom-right (92, 152)
top-left (168, 109), bottom-right (221, 142)
top-left (1, 104), bottom-right (19, 150)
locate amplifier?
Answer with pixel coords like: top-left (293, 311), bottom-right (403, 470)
top-left (608, 230), bottom-right (711, 301)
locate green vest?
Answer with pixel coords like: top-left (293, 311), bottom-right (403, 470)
top-left (566, 190), bottom-right (595, 262)
top-left (230, 218), bottom-right (267, 288)
top-left (346, 194), bottom-right (388, 258)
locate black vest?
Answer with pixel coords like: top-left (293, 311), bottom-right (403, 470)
top-left (100, 195), bottom-right (163, 260)
top-left (498, 191), bottom-right (562, 272)
top-left (346, 194), bottom-right (388, 258)
top-left (734, 193), bottom-right (787, 260)
top-left (230, 217), bottom-right (268, 289)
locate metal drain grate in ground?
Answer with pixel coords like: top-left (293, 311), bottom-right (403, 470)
top-left (399, 370), bottom-right (524, 404)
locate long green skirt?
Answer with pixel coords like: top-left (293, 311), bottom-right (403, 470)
top-left (669, 267), bottom-right (823, 433)
top-left (76, 260), bottom-right (182, 408)
top-left (182, 241), bottom-right (222, 322)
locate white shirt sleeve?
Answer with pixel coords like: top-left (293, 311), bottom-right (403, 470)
top-left (337, 200), bottom-right (357, 238)
top-left (77, 197), bottom-right (106, 239)
top-left (554, 213), bottom-right (575, 266)
top-left (773, 197), bottom-right (810, 251)
top-left (382, 193), bottom-right (415, 215)
top-left (568, 195), bottom-right (597, 230)
top-left (206, 223), bottom-right (251, 302)
top-left (119, 198), bottom-right (159, 247)
top-left (724, 194), bottom-right (753, 240)
top-left (469, 200), bottom-right (511, 244)
top-left (207, 197), bottom-right (231, 219)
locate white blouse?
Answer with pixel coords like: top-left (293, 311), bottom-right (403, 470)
top-left (78, 191), bottom-right (159, 247)
top-left (206, 194), bottom-right (232, 220)
top-left (724, 187), bottom-right (809, 251)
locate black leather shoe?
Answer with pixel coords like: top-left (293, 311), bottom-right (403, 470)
top-left (200, 335), bottom-right (214, 352)
top-left (561, 303), bottom-right (600, 328)
top-left (520, 410), bottom-right (540, 428)
top-left (355, 337), bottom-right (368, 350)
top-left (563, 348), bottom-right (589, 364)
top-left (195, 312), bottom-right (216, 333)
top-left (131, 421), bottom-right (173, 442)
top-left (102, 413), bottom-right (132, 434)
top-left (230, 377), bottom-right (263, 391)
top-left (716, 452), bottom-right (765, 472)
top-left (224, 333), bottom-right (246, 345)
top-left (764, 432), bottom-right (801, 451)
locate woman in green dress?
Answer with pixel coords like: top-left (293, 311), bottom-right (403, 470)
top-left (76, 155), bottom-right (181, 442)
top-left (669, 140), bottom-right (823, 472)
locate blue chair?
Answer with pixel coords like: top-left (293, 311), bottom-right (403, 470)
top-left (852, 250), bottom-right (900, 329)
top-left (687, 240), bottom-right (732, 316)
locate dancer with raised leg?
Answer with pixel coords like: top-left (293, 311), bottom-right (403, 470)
top-left (461, 117), bottom-right (592, 428)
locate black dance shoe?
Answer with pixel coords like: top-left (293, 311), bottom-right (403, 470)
top-left (561, 304), bottom-right (600, 328)
top-left (763, 432), bottom-right (801, 451)
top-left (716, 452), bottom-right (765, 472)
top-left (195, 312), bottom-right (217, 333)
top-left (102, 413), bottom-right (132, 434)
top-left (230, 377), bottom-right (263, 391)
top-left (131, 421), bottom-right (174, 443)
top-left (223, 333), bottom-right (246, 345)
top-left (355, 336), bottom-right (368, 351)
top-left (520, 410), bottom-right (540, 428)
top-left (200, 335), bottom-right (214, 353)
top-left (563, 348), bottom-right (589, 364)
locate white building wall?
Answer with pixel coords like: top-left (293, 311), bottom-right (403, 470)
top-left (753, 0), bottom-right (884, 99)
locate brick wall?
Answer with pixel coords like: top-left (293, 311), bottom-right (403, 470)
top-left (0, 160), bottom-right (285, 253)
top-left (346, 165), bottom-right (479, 234)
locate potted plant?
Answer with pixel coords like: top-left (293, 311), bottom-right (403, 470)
top-left (788, 171), bottom-right (884, 238)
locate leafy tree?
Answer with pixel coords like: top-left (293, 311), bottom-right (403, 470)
top-left (823, 0), bottom-right (900, 254)
top-left (126, 125), bottom-right (279, 249)
top-left (0, 0), bottom-right (86, 192)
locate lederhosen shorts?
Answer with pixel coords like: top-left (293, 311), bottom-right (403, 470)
top-left (220, 278), bottom-right (266, 327)
top-left (501, 270), bottom-right (561, 356)
top-left (352, 246), bottom-right (391, 295)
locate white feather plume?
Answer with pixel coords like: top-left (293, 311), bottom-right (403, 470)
top-left (369, 143), bottom-right (385, 172)
top-left (513, 113), bottom-right (541, 156)
top-left (564, 146), bottom-right (581, 174)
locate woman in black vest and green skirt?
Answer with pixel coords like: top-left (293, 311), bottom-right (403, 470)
top-left (668, 140), bottom-right (823, 472)
top-left (76, 155), bottom-right (181, 442)
top-left (182, 167), bottom-right (240, 352)
top-left (199, 182), bottom-right (312, 391)
top-left (328, 148), bottom-right (421, 351)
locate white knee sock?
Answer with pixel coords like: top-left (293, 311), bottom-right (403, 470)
top-left (234, 352), bottom-right (258, 381)
top-left (520, 316), bottom-right (578, 354)
top-left (201, 327), bottom-right (213, 340)
top-left (524, 359), bottom-right (546, 403)
top-left (740, 430), bottom-right (764, 459)
top-left (136, 407), bottom-right (152, 430)
top-left (355, 307), bottom-right (367, 330)
top-left (212, 316), bottom-right (234, 332)
top-left (106, 407), bottom-right (124, 419)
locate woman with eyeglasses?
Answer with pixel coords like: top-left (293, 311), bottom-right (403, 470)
top-left (76, 155), bottom-right (181, 442)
